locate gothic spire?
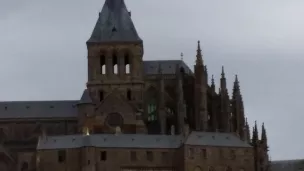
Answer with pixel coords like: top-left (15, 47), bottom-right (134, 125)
top-left (261, 122), bottom-right (267, 144)
top-left (220, 66), bottom-right (227, 91)
top-left (252, 121), bottom-right (258, 145)
top-left (87, 0), bottom-right (142, 43)
top-left (211, 75), bottom-right (215, 92)
top-left (196, 41), bottom-right (203, 66)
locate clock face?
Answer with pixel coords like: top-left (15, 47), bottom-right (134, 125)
top-left (105, 113), bottom-right (124, 128)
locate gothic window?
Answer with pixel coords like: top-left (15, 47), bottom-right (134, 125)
top-left (99, 90), bottom-right (104, 101)
top-left (147, 99), bottom-right (157, 121)
top-left (100, 55), bottom-right (106, 74)
top-left (58, 150), bottom-right (66, 163)
top-left (100, 151), bottom-right (107, 161)
top-left (125, 53), bottom-right (130, 74)
top-left (127, 89), bottom-right (132, 101)
top-left (113, 52), bottom-right (118, 74)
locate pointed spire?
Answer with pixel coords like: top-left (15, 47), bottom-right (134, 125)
top-left (211, 75), bottom-right (215, 86)
top-left (261, 122), bottom-right (267, 144)
top-left (181, 52), bottom-right (184, 61)
top-left (196, 41), bottom-right (203, 66)
top-left (221, 66), bottom-right (225, 78)
top-left (252, 121), bottom-right (258, 145)
top-left (233, 75), bottom-right (240, 91)
top-left (87, 0), bottom-right (142, 43)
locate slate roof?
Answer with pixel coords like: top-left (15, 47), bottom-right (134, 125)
top-left (271, 159), bottom-right (304, 171)
top-left (143, 60), bottom-right (193, 75)
top-left (185, 131), bottom-right (252, 148)
top-left (0, 100), bottom-right (78, 119)
top-left (37, 132), bottom-right (251, 150)
top-left (37, 134), bottom-right (183, 150)
top-left (87, 0), bottom-right (142, 43)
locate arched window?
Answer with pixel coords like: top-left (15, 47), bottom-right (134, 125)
top-left (127, 89), bottom-right (132, 101)
top-left (113, 52), bottom-right (118, 74)
top-left (99, 90), bottom-right (104, 101)
top-left (125, 53), bottom-right (130, 74)
top-left (147, 99), bottom-right (157, 121)
top-left (100, 55), bottom-right (106, 74)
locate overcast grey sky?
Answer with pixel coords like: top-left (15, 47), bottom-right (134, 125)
top-left (1, 0), bottom-right (304, 160)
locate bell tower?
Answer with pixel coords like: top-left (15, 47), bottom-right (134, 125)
top-left (81, 0), bottom-right (146, 134)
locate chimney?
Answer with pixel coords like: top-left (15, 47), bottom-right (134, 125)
top-left (171, 125), bottom-right (175, 135)
top-left (115, 126), bottom-right (122, 135)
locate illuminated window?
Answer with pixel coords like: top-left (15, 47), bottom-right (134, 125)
top-left (147, 99), bottom-right (157, 121)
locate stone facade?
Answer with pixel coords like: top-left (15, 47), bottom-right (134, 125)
top-left (0, 0), bottom-right (270, 171)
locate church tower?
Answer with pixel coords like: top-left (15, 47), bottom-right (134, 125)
top-left (79, 0), bottom-right (146, 134)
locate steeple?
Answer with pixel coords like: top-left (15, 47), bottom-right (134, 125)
top-left (231, 74), bottom-right (246, 139)
top-left (252, 121), bottom-right (259, 145)
top-left (261, 123), bottom-right (268, 145)
top-left (87, 0), bottom-right (142, 43)
top-left (220, 66), bottom-right (227, 91)
top-left (211, 75), bottom-right (215, 92)
top-left (196, 41), bottom-right (203, 66)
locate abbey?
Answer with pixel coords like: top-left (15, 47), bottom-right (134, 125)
top-left (0, 0), bottom-right (270, 171)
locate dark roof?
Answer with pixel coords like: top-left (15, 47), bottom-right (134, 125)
top-left (185, 132), bottom-right (251, 148)
top-left (87, 0), bottom-right (142, 43)
top-left (78, 89), bottom-right (92, 104)
top-left (0, 100), bottom-right (78, 119)
top-left (271, 159), bottom-right (304, 171)
top-left (143, 60), bottom-right (193, 75)
top-left (37, 132), bottom-right (251, 150)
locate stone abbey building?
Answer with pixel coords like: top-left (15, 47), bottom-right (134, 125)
top-left (0, 0), bottom-right (270, 171)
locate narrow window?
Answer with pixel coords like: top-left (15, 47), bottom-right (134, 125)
top-left (188, 148), bottom-right (194, 159)
top-left (201, 149), bottom-right (207, 159)
top-left (146, 151), bottom-right (153, 161)
top-left (99, 91), bottom-right (104, 101)
top-left (113, 52), bottom-right (118, 74)
top-left (58, 150), bottom-right (66, 163)
top-left (125, 53), bottom-right (130, 74)
top-left (127, 89), bottom-right (132, 101)
top-left (87, 160), bottom-right (90, 165)
top-left (100, 55), bottom-right (106, 74)
top-left (130, 151), bottom-right (137, 161)
top-left (100, 151), bottom-right (107, 161)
